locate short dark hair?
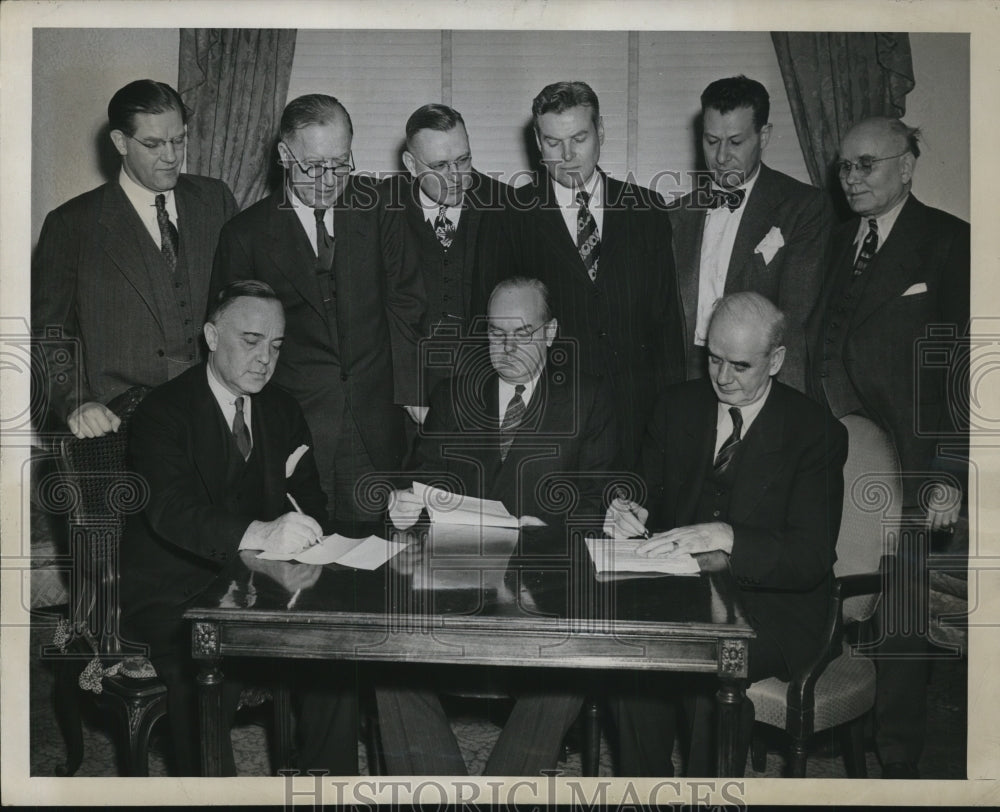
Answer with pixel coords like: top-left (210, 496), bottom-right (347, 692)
top-left (207, 280), bottom-right (282, 324)
top-left (700, 75), bottom-right (770, 131)
top-left (279, 94), bottom-right (353, 141)
top-left (405, 104), bottom-right (466, 148)
top-left (488, 277), bottom-right (554, 323)
top-left (107, 79), bottom-right (189, 136)
top-left (531, 81), bottom-right (601, 133)
top-left (886, 118), bottom-right (922, 159)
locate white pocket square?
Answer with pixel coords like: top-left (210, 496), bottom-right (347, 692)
top-left (754, 227), bottom-right (785, 265)
top-left (902, 283), bottom-right (928, 296)
top-left (285, 445), bottom-right (310, 478)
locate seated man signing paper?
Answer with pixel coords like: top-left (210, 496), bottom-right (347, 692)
top-left (604, 292), bottom-right (848, 776)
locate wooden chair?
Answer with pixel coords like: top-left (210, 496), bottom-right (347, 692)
top-left (43, 385), bottom-right (292, 775)
top-left (746, 415), bottom-right (903, 777)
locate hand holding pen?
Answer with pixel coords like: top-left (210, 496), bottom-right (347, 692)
top-left (604, 491), bottom-right (651, 540)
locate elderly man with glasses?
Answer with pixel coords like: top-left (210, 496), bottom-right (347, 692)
top-left (33, 79), bottom-right (238, 437)
top-left (810, 116), bottom-right (970, 779)
top-left (211, 93), bottom-right (425, 525)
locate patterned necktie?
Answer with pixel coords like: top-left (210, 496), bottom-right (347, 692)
top-left (314, 208), bottom-right (335, 271)
top-left (576, 191), bottom-right (600, 282)
top-left (853, 218), bottom-right (878, 276)
top-left (713, 407), bottom-right (743, 475)
top-left (233, 396), bottom-right (252, 461)
top-left (154, 193), bottom-right (179, 271)
top-left (434, 205), bottom-right (455, 249)
top-left (499, 384), bottom-right (526, 462)
top-left (709, 187), bottom-right (746, 212)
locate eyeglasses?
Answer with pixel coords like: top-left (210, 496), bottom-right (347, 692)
top-left (127, 133), bottom-right (187, 154)
top-left (414, 153), bottom-right (472, 174)
top-left (488, 322), bottom-right (547, 345)
top-left (281, 142), bottom-right (355, 178)
top-left (836, 150), bottom-right (909, 178)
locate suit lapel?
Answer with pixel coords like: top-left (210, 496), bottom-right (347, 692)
top-left (672, 203), bottom-right (706, 346)
top-left (264, 194), bottom-right (326, 320)
top-left (725, 165), bottom-right (778, 291)
top-left (728, 385), bottom-right (787, 523)
top-left (174, 176), bottom-right (212, 317)
top-left (250, 394), bottom-right (284, 517)
top-left (676, 384), bottom-right (717, 525)
top-left (532, 178), bottom-right (589, 276)
top-left (190, 368), bottom-right (233, 506)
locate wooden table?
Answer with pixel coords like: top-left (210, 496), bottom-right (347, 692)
top-left (185, 523), bottom-right (754, 776)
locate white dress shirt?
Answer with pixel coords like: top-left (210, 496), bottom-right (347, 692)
top-left (852, 193), bottom-right (908, 261)
top-left (207, 363), bottom-right (253, 448)
top-left (497, 373), bottom-right (540, 425)
top-left (119, 168), bottom-right (178, 247)
top-left (288, 188), bottom-right (334, 256)
top-left (694, 168), bottom-right (761, 346)
top-left (714, 380), bottom-right (771, 457)
top-left (551, 171), bottom-right (604, 245)
top-left (418, 186), bottom-right (464, 229)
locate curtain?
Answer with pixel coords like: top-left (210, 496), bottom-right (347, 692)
top-left (178, 29), bottom-right (297, 209)
top-left (771, 33), bottom-right (915, 190)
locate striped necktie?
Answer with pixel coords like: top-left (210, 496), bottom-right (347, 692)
top-left (499, 384), bottom-right (526, 462)
top-left (233, 396), bottom-right (252, 461)
top-left (155, 193), bottom-right (179, 271)
top-left (853, 218), bottom-right (878, 276)
top-left (434, 205), bottom-right (455, 249)
top-left (576, 191), bottom-right (600, 281)
top-left (713, 407), bottom-right (743, 475)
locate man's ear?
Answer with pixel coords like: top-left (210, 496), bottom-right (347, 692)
top-left (402, 150), bottom-right (417, 178)
top-left (276, 140), bottom-right (293, 165)
top-left (758, 122), bottom-right (773, 152)
top-left (204, 322), bottom-right (219, 352)
top-left (109, 129), bottom-right (128, 157)
top-left (899, 152), bottom-right (916, 185)
top-left (597, 116), bottom-right (605, 146)
top-left (544, 318), bottom-right (558, 347)
top-left (768, 345), bottom-right (786, 377)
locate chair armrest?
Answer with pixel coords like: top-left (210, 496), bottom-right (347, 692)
top-left (838, 572), bottom-right (882, 599)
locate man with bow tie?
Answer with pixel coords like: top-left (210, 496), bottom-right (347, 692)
top-left (120, 281), bottom-right (358, 775)
top-left (670, 75), bottom-right (831, 392)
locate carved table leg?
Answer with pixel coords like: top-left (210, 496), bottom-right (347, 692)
top-left (192, 621), bottom-right (223, 776)
top-left (716, 637), bottom-right (749, 777)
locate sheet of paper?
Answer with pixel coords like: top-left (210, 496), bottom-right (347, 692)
top-left (412, 481), bottom-right (519, 528)
top-left (585, 537), bottom-right (700, 576)
top-left (257, 533), bottom-right (410, 569)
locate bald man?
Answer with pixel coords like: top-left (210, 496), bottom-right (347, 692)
top-left (606, 292), bottom-right (847, 776)
top-left (810, 117), bottom-right (969, 778)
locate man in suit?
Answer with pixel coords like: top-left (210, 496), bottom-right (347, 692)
top-left (379, 277), bottom-right (617, 775)
top-left (33, 79), bottom-right (238, 438)
top-left (669, 75), bottom-right (831, 392)
top-left (120, 281), bottom-right (357, 775)
top-left (383, 104), bottom-right (512, 416)
top-left (811, 117), bottom-right (969, 779)
top-left (211, 94), bottom-right (424, 523)
top-left (606, 292), bottom-right (848, 775)
top-left (498, 81), bottom-right (684, 470)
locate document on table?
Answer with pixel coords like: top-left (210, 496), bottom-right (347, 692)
top-left (585, 537), bottom-right (700, 576)
top-left (257, 534), bottom-right (410, 570)
top-left (412, 481), bottom-right (519, 528)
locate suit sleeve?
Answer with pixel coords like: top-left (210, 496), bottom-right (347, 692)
top-left (650, 193), bottom-right (686, 389)
top-left (728, 417), bottom-right (847, 591)
top-left (574, 376), bottom-right (620, 518)
top-left (776, 188), bottom-right (833, 392)
top-left (208, 218), bottom-right (256, 317)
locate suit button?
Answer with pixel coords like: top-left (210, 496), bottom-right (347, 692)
top-left (175, 282), bottom-right (182, 289)
top-left (712, 509), bottom-right (721, 517)
top-left (157, 349), bottom-right (165, 357)
top-left (180, 301), bottom-right (186, 307)
top-left (716, 489), bottom-right (724, 496)
top-left (831, 321), bottom-right (839, 327)
top-left (598, 330), bottom-right (608, 338)
top-left (341, 373), bottom-right (348, 381)
top-left (187, 337), bottom-right (193, 344)
top-left (188, 354), bottom-right (194, 360)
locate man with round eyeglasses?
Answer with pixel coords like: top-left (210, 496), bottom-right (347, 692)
top-left (33, 79), bottom-right (238, 438)
top-left (810, 116), bottom-right (970, 779)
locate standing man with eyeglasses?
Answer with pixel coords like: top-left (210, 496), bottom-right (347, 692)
top-left (382, 104), bottom-right (514, 423)
top-left (33, 79), bottom-right (238, 437)
top-left (211, 94), bottom-right (424, 524)
top-left (810, 116), bottom-right (969, 779)
top-left (670, 76), bottom-right (831, 394)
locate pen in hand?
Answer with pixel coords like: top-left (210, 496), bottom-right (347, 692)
top-left (615, 489), bottom-right (650, 539)
top-left (286, 493), bottom-right (321, 547)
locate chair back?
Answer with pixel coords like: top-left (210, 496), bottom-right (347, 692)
top-left (834, 415), bottom-right (903, 624)
top-left (56, 386), bottom-right (150, 656)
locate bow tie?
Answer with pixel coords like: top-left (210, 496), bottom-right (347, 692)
top-left (708, 188), bottom-right (746, 211)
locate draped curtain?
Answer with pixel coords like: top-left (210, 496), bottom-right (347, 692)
top-left (178, 29), bottom-right (297, 209)
top-left (771, 33), bottom-right (915, 192)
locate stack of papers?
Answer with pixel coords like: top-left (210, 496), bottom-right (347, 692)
top-left (257, 534), bottom-right (410, 570)
top-left (412, 481), bottom-right (519, 528)
top-left (585, 537), bottom-right (700, 576)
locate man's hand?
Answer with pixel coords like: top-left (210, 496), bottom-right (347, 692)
top-left (927, 483), bottom-right (962, 532)
top-left (240, 512), bottom-right (323, 555)
top-left (603, 497), bottom-right (649, 539)
top-left (240, 551), bottom-right (323, 592)
top-left (637, 522), bottom-right (734, 558)
top-left (518, 515), bottom-right (548, 527)
top-left (388, 487), bottom-right (425, 529)
top-left (67, 402), bottom-right (121, 439)
top-left (404, 405), bottom-right (430, 425)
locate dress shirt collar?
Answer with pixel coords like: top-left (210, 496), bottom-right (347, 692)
top-left (287, 185), bottom-right (333, 254)
top-left (206, 362), bottom-right (252, 441)
top-left (854, 192), bottom-right (908, 249)
top-left (715, 379), bottom-right (771, 447)
top-left (707, 164), bottom-right (760, 215)
top-left (119, 167), bottom-right (177, 221)
top-left (418, 184), bottom-right (463, 228)
top-left (551, 169), bottom-right (603, 211)
top-left (497, 368), bottom-right (541, 421)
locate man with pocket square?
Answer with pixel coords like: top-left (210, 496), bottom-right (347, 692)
top-left (810, 116), bottom-right (970, 779)
top-left (670, 75), bottom-right (831, 392)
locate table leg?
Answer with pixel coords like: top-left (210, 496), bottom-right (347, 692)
top-left (197, 657), bottom-right (224, 776)
top-left (715, 676), bottom-right (745, 776)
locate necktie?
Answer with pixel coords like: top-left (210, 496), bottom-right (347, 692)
top-left (314, 208), bottom-right (335, 271)
top-left (499, 384), bottom-right (526, 462)
top-left (713, 406), bottom-right (743, 475)
top-left (709, 188), bottom-right (746, 212)
top-left (233, 396), bottom-right (252, 461)
top-left (576, 191), bottom-right (600, 282)
top-left (434, 205), bottom-right (455, 250)
top-left (853, 218), bottom-right (878, 275)
top-left (154, 193), bottom-right (179, 271)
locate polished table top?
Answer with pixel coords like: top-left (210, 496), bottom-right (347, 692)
top-left (185, 523), bottom-right (754, 675)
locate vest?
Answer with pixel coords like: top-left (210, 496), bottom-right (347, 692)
top-left (693, 439), bottom-right (745, 524)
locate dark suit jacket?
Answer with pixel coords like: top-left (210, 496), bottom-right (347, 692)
top-left (120, 364), bottom-right (327, 624)
top-left (210, 177), bottom-right (425, 478)
top-left (500, 172), bottom-right (684, 469)
top-left (809, 194), bottom-right (970, 506)
top-left (408, 361), bottom-right (618, 524)
top-left (670, 163), bottom-right (831, 391)
top-left (642, 378), bottom-right (848, 675)
top-left (33, 174), bottom-right (238, 423)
